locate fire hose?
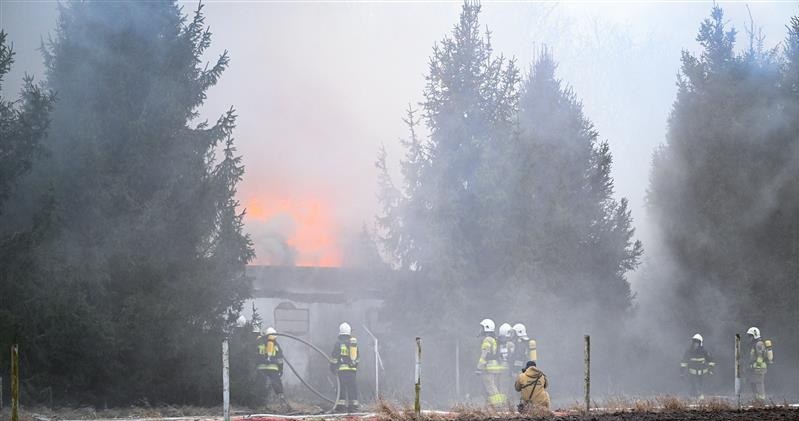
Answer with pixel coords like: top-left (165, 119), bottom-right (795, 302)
top-left (273, 333), bottom-right (341, 414)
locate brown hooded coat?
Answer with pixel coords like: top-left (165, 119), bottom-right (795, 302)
top-left (514, 366), bottom-right (550, 409)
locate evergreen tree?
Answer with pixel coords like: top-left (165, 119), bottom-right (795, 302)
top-left (0, 2), bottom-right (253, 404)
top-left (506, 49), bottom-right (642, 317)
top-left (376, 1), bottom-right (520, 335)
top-left (647, 6), bottom-right (798, 388)
top-left (0, 31), bottom-right (54, 212)
top-left (376, 3), bottom-right (640, 396)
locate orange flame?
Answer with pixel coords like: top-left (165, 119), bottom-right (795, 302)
top-left (245, 196), bottom-right (342, 267)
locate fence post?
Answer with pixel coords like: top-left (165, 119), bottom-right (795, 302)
top-left (455, 339), bottom-right (460, 400)
top-left (362, 324), bottom-right (381, 402)
top-left (222, 339), bottom-right (230, 421)
top-left (414, 337), bottom-right (421, 415)
top-left (584, 335), bottom-right (590, 414)
top-left (11, 344), bottom-right (19, 421)
top-left (735, 334), bottom-right (741, 410)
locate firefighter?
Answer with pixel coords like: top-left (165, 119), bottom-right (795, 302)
top-left (514, 361), bottom-right (550, 412)
top-left (330, 322), bottom-right (359, 413)
top-left (511, 323), bottom-right (537, 371)
top-left (257, 327), bottom-right (290, 411)
top-left (497, 323), bottom-right (513, 397)
top-left (476, 318), bottom-right (506, 409)
top-left (745, 327), bottom-right (773, 402)
top-left (680, 333), bottom-right (715, 400)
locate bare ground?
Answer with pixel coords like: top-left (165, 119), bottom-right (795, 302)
top-left (516, 408), bottom-right (799, 420)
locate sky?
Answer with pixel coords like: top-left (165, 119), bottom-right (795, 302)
top-left (1, 0), bottom-right (795, 272)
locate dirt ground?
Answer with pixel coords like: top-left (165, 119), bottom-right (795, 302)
top-left (4, 405), bottom-right (798, 421)
top-left (458, 408), bottom-right (799, 421)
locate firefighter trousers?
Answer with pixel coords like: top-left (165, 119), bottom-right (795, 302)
top-left (481, 372), bottom-right (506, 408)
top-left (336, 370), bottom-right (359, 412)
top-left (687, 374), bottom-right (704, 399)
top-left (748, 369), bottom-right (766, 401)
top-left (258, 370), bottom-right (284, 404)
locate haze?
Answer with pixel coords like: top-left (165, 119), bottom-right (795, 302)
top-left (1, 0), bottom-right (792, 270)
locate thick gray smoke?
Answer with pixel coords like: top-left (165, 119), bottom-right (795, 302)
top-left (1, 0), bottom-right (796, 410)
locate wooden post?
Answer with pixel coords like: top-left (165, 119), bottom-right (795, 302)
top-left (11, 344), bottom-right (19, 421)
top-left (455, 339), bottom-right (460, 400)
top-left (414, 337), bottom-right (421, 415)
top-left (735, 334), bottom-right (741, 410)
top-left (222, 339), bottom-right (230, 421)
top-left (374, 336), bottom-right (380, 401)
top-left (584, 335), bottom-right (590, 415)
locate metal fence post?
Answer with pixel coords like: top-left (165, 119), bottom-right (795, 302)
top-left (222, 339), bottom-right (230, 421)
top-left (11, 344), bottom-right (19, 421)
top-left (735, 334), bottom-right (741, 410)
top-left (362, 324), bottom-right (382, 402)
top-left (455, 339), bottom-right (460, 401)
top-left (414, 337), bottom-right (421, 415)
top-left (584, 335), bottom-right (590, 415)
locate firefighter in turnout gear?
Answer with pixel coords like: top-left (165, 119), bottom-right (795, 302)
top-left (257, 327), bottom-right (290, 411)
top-left (745, 327), bottom-right (773, 402)
top-left (330, 322), bottom-right (359, 413)
top-left (476, 319), bottom-right (506, 408)
top-left (680, 333), bottom-right (715, 400)
top-left (514, 361), bottom-right (550, 412)
top-left (511, 323), bottom-right (537, 371)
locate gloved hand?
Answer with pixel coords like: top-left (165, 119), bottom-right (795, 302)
top-left (278, 370), bottom-right (284, 378)
top-left (474, 370), bottom-right (482, 376)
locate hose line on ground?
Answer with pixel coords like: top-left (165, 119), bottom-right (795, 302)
top-left (273, 333), bottom-right (341, 414)
top-left (282, 355), bottom-right (334, 404)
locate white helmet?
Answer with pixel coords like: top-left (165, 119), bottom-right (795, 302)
top-left (479, 318), bottom-right (495, 333)
top-left (263, 326), bottom-right (277, 335)
top-left (339, 322), bottom-right (352, 336)
top-left (512, 323), bottom-right (527, 338)
top-left (746, 327), bottom-right (761, 339)
top-left (692, 333), bottom-right (703, 344)
top-left (498, 323), bottom-right (512, 338)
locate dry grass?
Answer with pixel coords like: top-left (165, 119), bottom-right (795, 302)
top-left (655, 395), bottom-right (686, 412)
top-left (696, 397), bottom-right (734, 411)
top-left (8, 404), bottom-right (222, 420)
top-left (631, 398), bottom-right (658, 412)
top-left (376, 399), bottom-right (450, 421)
top-left (561, 395), bottom-right (730, 415)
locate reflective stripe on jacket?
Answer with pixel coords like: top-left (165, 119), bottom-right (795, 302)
top-left (681, 345), bottom-right (714, 376)
top-left (750, 340), bottom-right (768, 371)
top-left (478, 336), bottom-right (503, 373)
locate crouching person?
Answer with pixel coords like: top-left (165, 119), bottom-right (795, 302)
top-left (514, 361), bottom-right (550, 412)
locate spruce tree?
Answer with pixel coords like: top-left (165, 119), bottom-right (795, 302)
top-left (647, 7), bottom-right (798, 381)
top-left (0, 31), bottom-right (53, 212)
top-left (0, 2), bottom-right (253, 404)
top-left (507, 49), bottom-right (642, 316)
top-left (376, 1), bottom-right (520, 335)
